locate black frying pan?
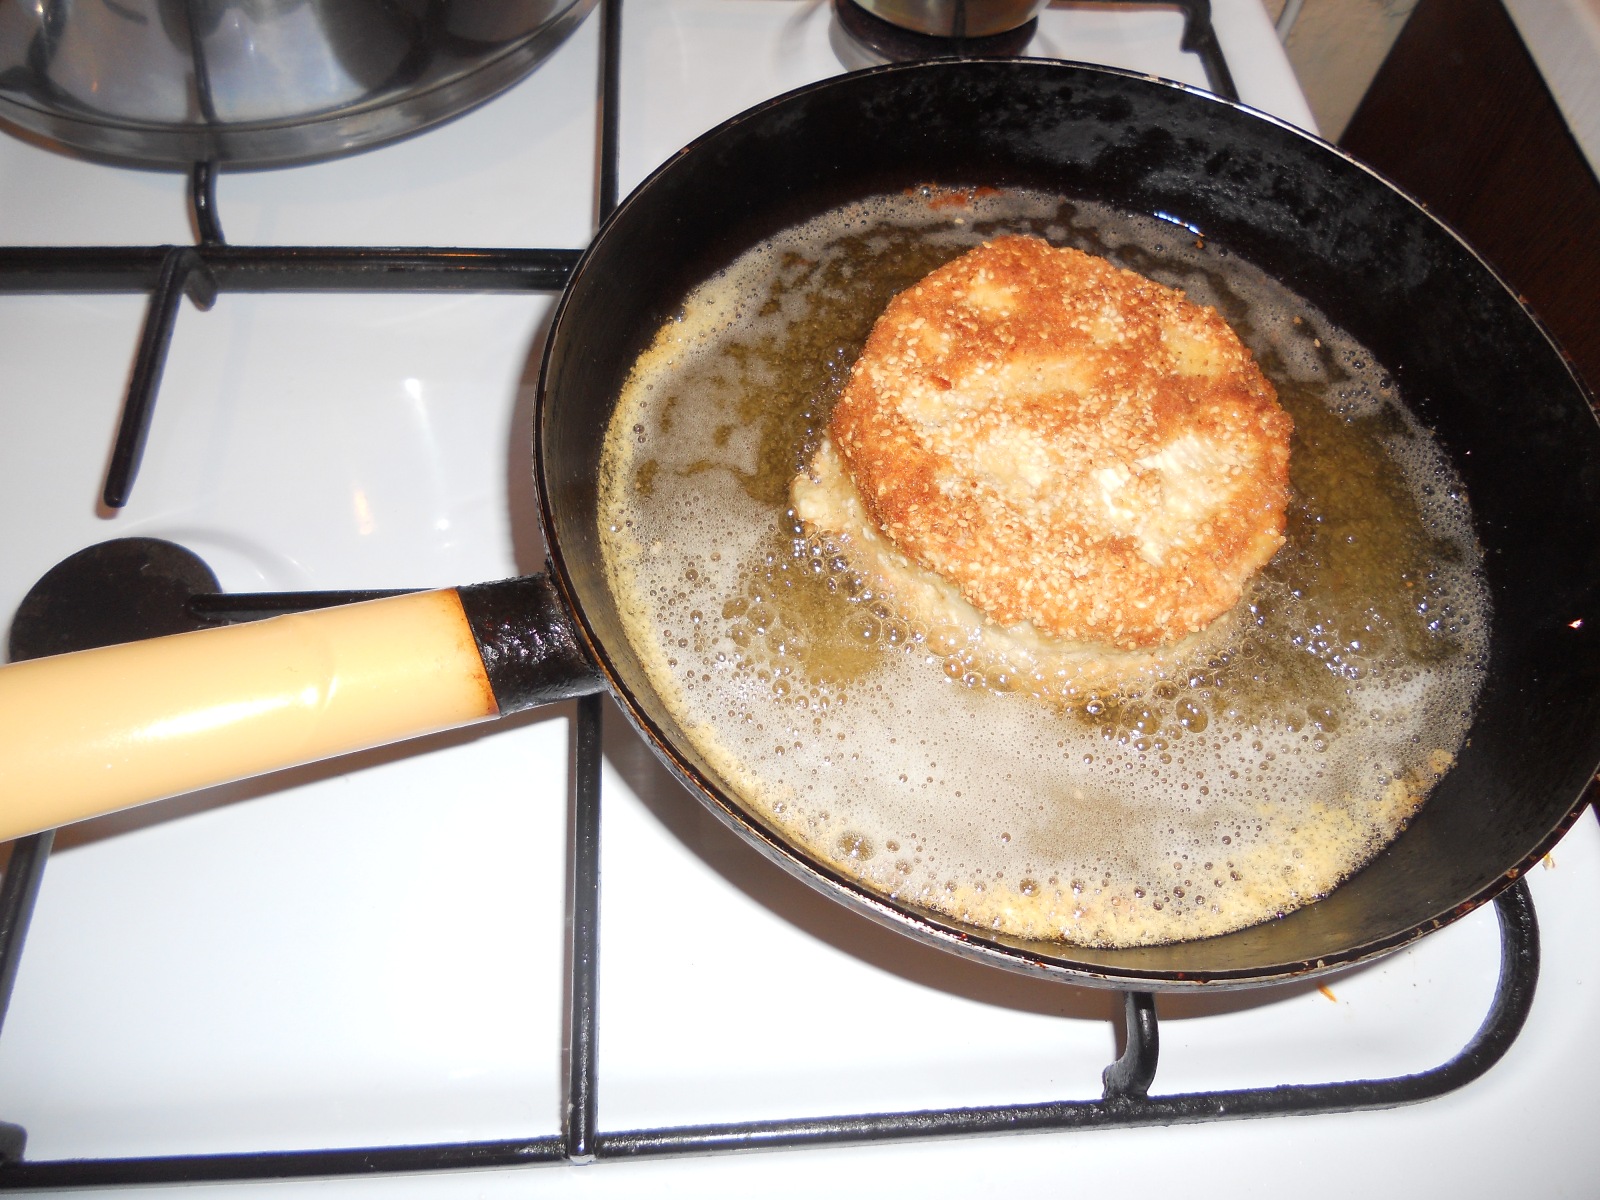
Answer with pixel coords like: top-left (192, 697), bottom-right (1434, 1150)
top-left (536, 59), bottom-right (1600, 988)
top-left (4, 60), bottom-right (1597, 990)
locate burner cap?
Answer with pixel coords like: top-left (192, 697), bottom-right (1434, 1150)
top-left (833, 0), bottom-right (1039, 61)
top-left (9, 539), bottom-right (220, 663)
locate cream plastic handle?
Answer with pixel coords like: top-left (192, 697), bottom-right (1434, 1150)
top-left (0, 589), bottom-right (499, 843)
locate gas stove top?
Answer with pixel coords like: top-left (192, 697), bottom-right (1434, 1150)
top-left (0, 2), bottom-right (1597, 1196)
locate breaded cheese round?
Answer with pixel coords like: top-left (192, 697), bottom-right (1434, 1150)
top-left (818, 235), bottom-right (1293, 651)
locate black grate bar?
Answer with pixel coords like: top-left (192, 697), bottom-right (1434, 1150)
top-left (0, 246), bottom-right (582, 294)
top-left (598, 0), bottom-right (624, 222)
top-left (191, 162), bottom-right (225, 246)
top-left (564, 693), bottom-right (604, 1162)
top-left (594, 881), bottom-right (1543, 1157)
top-left (188, 590), bottom-right (421, 622)
top-left (1101, 990), bottom-right (1158, 1100)
top-left (596, 884), bottom-right (1537, 1154)
top-left (1170, 0), bottom-right (1239, 102)
top-left (0, 1136), bottom-right (567, 1189)
top-left (596, 1101), bottom-right (1151, 1157)
top-left (0, 833), bottom-right (52, 1047)
top-left (564, 20), bottom-right (617, 1161)
top-left (103, 246), bottom-right (217, 508)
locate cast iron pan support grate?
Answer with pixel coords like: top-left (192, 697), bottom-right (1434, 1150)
top-left (0, 0), bottom-right (1546, 1186)
top-left (0, 810), bottom-right (1549, 1186)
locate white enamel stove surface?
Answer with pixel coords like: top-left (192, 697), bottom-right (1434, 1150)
top-left (0, 3), bottom-right (1597, 1196)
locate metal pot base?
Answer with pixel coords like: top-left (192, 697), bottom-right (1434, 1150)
top-left (0, 0), bottom-right (597, 168)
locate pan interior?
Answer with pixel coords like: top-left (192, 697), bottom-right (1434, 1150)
top-left (539, 61), bottom-right (1600, 985)
top-left (597, 185), bottom-right (1490, 953)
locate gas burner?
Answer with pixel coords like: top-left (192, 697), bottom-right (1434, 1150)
top-left (831, 0), bottom-right (1039, 68)
top-left (7, 539), bottom-right (219, 664)
top-left (7, 539), bottom-right (421, 667)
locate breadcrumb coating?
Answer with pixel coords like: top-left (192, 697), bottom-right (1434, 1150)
top-left (810, 236), bottom-right (1292, 651)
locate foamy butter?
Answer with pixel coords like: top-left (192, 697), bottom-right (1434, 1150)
top-left (597, 189), bottom-right (1489, 948)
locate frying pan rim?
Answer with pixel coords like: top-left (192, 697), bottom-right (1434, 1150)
top-left (533, 57), bottom-right (1600, 990)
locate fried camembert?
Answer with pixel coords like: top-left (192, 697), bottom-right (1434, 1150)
top-left (792, 236), bottom-right (1292, 663)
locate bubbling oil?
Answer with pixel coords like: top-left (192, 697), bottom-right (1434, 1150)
top-left (597, 188), bottom-right (1488, 948)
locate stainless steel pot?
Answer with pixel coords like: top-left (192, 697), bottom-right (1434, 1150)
top-left (0, 0), bottom-right (596, 166)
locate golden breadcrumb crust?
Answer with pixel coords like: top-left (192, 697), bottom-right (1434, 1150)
top-left (821, 236), bottom-right (1292, 651)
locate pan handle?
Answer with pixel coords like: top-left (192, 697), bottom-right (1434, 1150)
top-left (0, 576), bottom-right (605, 843)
